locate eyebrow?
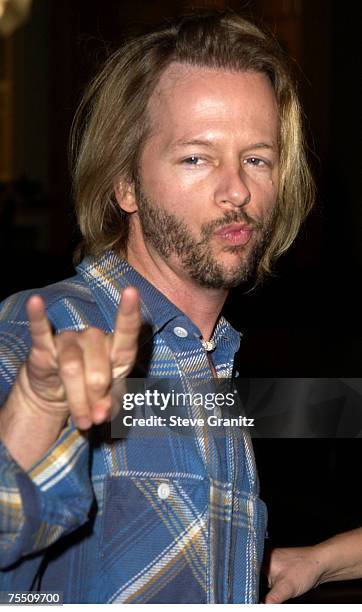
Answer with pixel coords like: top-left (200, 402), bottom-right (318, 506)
top-left (170, 139), bottom-right (277, 151)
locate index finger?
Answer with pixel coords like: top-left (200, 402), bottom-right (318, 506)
top-left (110, 287), bottom-right (141, 365)
top-left (26, 294), bottom-right (56, 354)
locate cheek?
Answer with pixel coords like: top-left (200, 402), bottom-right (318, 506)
top-left (255, 178), bottom-right (278, 211)
top-left (140, 156), bottom-right (178, 199)
top-left (142, 165), bottom-right (206, 212)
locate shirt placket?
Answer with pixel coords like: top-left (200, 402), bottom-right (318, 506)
top-left (162, 320), bottom-right (237, 603)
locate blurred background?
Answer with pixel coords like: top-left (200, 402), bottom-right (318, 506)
top-left (0, 0), bottom-right (361, 603)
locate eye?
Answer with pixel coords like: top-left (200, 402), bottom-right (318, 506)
top-left (243, 157), bottom-right (268, 167)
top-left (244, 157), bottom-right (266, 167)
top-left (182, 156), bottom-right (203, 165)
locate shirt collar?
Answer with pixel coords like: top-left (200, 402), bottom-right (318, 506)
top-left (76, 250), bottom-right (241, 350)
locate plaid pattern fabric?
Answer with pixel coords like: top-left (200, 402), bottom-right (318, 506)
top-left (0, 251), bottom-right (267, 603)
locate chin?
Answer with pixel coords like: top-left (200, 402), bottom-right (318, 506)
top-left (192, 264), bottom-right (254, 289)
top-left (182, 243), bottom-right (258, 289)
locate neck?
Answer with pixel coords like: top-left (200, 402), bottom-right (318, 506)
top-left (126, 242), bottom-right (228, 341)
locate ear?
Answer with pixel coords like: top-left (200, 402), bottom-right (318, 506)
top-left (114, 180), bottom-right (138, 213)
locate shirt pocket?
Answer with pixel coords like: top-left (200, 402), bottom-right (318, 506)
top-left (97, 474), bottom-right (209, 603)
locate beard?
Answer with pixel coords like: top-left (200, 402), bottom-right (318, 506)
top-left (134, 181), bottom-right (276, 289)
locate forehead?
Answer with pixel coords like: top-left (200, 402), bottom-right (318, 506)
top-left (146, 62), bottom-right (279, 143)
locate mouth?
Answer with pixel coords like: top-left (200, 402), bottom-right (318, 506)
top-left (213, 223), bottom-right (253, 246)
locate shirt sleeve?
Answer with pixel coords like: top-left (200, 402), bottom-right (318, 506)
top-left (0, 417), bottom-right (93, 569)
top-left (0, 290), bottom-right (94, 569)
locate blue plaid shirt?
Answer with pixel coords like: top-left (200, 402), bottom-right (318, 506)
top-left (0, 251), bottom-right (267, 603)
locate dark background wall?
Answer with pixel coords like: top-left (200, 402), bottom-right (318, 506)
top-left (0, 0), bottom-right (361, 603)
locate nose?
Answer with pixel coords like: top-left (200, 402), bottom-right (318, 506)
top-left (214, 164), bottom-right (251, 209)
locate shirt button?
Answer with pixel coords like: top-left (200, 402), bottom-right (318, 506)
top-left (173, 326), bottom-right (188, 338)
top-left (157, 482), bottom-right (171, 500)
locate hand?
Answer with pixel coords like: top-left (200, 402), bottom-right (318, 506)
top-left (264, 545), bottom-right (325, 603)
top-left (17, 287), bottom-right (141, 431)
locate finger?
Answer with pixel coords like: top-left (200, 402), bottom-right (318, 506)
top-left (265, 580), bottom-right (294, 604)
top-left (111, 287), bottom-right (141, 367)
top-left (92, 393), bottom-right (113, 424)
top-left (26, 295), bottom-right (56, 356)
top-left (57, 337), bottom-right (92, 430)
top-left (110, 376), bottom-right (127, 420)
top-left (81, 328), bottom-right (112, 419)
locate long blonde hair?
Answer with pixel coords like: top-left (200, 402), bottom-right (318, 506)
top-left (71, 10), bottom-right (315, 280)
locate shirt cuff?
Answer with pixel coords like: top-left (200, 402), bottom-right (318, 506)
top-left (0, 417), bottom-right (93, 568)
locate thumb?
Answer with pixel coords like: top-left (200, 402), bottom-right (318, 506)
top-left (265, 579), bottom-right (294, 604)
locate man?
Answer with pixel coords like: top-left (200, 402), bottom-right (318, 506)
top-left (0, 11), bottom-right (313, 603)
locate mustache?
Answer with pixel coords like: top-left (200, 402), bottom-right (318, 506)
top-left (199, 210), bottom-right (263, 241)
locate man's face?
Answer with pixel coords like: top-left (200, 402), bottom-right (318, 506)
top-left (129, 63), bottom-right (279, 289)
